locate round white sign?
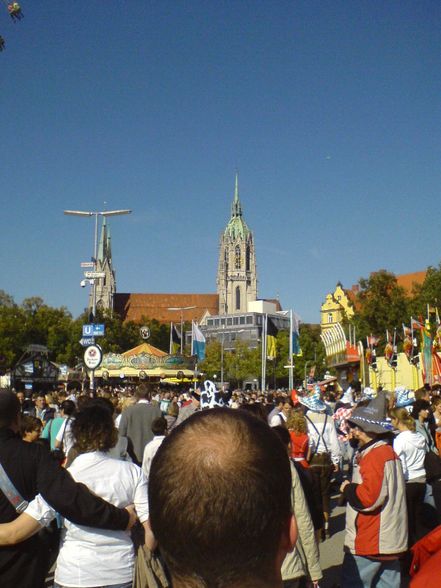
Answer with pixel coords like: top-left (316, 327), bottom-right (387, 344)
top-left (84, 345), bottom-right (103, 370)
top-left (140, 326), bottom-right (150, 340)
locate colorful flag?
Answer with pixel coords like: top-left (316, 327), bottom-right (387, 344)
top-left (411, 317), bottom-right (423, 330)
top-left (266, 316), bottom-right (278, 360)
top-left (402, 323), bottom-right (413, 359)
top-left (367, 335), bottom-right (379, 347)
top-left (169, 322), bottom-right (181, 354)
top-left (191, 321), bottom-right (206, 361)
top-left (422, 320), bottom-right (433, 384)
top-left (292, 312), bottom-right (301, 355)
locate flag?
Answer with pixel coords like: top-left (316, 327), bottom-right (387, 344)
top-left (411, 317), bottom-right (423, 330)
top-left (367, 335), bottom-right (379, 347)
top-left (169, 322), bottom-right (181, 354)
top-left (191, 321), bottom-right (206, 361)
top-left (266, 316), bottom-right (278, 360)
top-left (292, 312), bottom-right (301, 355)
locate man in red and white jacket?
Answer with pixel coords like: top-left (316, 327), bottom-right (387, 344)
top-left (340, 393), bottom-right (408, 588)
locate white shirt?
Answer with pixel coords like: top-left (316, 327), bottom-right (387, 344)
top-left (55, 417), bottom-right (75, 456)
top-left (393, 430), bottom-right (427, 481)
top-left (270, 412), bottom-right (287, 427)
top-left (305, 411), bottom-right (341, 465)
top-left (25, 451), bottom-right (149, 587)
top-left (142, 435), bottom-right (166, 479)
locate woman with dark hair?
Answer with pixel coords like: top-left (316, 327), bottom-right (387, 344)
top-left (412, 399), bottom-right (437, 453)
top-left (0, 405), bottom-right (151, 588)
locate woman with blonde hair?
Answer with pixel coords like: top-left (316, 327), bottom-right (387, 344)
top-left (390, 407), bottom-right (427, 546)
top-left (286, 410), bottom-right (310, 469)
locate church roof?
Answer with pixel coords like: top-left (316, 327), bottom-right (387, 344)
top-left (224, 173), bottom-right (251, 240)
top-left (98, 217), bottom-right (111, 262)
top-left (114, 293), bottom-right (219, 323)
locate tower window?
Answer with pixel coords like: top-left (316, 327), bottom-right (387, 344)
top-left (235, 245), bottom-right (241, 269)
top-left (328, 313), bottom-right (333, 323)
top-left (246, 245), bottom-right (250, 271)
top-left (236, 286), bottom-right (241, 310)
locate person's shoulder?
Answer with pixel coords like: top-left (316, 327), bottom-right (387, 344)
top-left (366, 441), bottom-right (396, 462)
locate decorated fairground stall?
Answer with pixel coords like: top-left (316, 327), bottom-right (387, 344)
top-left (94, 343), bottom-right (197, 384)
top-left (322, 319), bottom-right (441, 391)
top-left (320, 324), bottom-right (361, 389)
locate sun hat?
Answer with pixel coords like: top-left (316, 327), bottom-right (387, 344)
top-left (347, 392), bottom-right (393, 434)
top-left (340, 386), bottom-right (354, 406)
top-left (395, 387), bottom-right (415, 408)
top-left (361, 387), bottom-right (377, 401)
top-left (298, 385), bottom-right (327, 412)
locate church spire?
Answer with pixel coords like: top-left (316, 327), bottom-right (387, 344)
top-left (231, 172), bottom-right (242, 218)
top-left (97, 217), bottom-right (107, 262)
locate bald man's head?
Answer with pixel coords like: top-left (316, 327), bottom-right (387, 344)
top-left (149, 408), bottom-right (293, 588)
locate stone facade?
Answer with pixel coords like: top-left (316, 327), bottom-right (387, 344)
top-left (216, 174), bottom-right (257, 314)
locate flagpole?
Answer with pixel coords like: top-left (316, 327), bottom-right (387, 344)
top-left (181, 311), bottom-right (184, 354)
top-left (261, 314), bottom-right (267, 392)
top-left (289, 309), bottom-right (293, 391)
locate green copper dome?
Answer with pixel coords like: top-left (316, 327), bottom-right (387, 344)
top-left (224, 174), bottom-right (251, 240)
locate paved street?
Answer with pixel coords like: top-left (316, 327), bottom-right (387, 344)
top-left (318, 493), bottom-right (346, 588)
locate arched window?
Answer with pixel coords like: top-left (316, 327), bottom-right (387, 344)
top-left (328, 313), bottom-right (333, 324)
top-left (235, 245), bottom-right (241, 269)
top-left (236, 286), bottom-right (241, 310)
top-left (246, 245), bottom-right (250, 271)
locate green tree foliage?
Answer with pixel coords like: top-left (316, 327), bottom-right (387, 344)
top-left (350, 270), bottom-right (410, 346)
top-left (198, 340), bottom-right (222, 379)
top-left (410, 263), bottom-right (441, 319)
top-left (224, 339), bottom-right (261, 386)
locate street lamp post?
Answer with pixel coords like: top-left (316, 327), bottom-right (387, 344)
top-left (64, 208), bottom-right (131, 395)
top-left (64, 208), bottom-right (132, 321)
top-left (304, 360), bottom-right (311, 390)
top-left (167, 306), bottom-right (196, 354)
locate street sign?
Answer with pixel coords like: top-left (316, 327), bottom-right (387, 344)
top-left (79, 336), bottom-right (95, 347)
top-left (84, 271), bottom-right (105, 279)
top-left (80, 262), bottom-right (94, 268)
top-left (82, 324), bottom-right (105, 337)
top-left (84, 345), bottom-right (103, 370)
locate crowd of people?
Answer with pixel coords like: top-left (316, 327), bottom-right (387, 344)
top-left (0, 379), bottom-right (441, 587)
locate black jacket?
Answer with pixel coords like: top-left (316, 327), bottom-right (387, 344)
top-left (0, 427), bottom-right (129, 588)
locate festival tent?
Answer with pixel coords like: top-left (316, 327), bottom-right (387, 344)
top-left (94, 342), bottom-right (196, 380)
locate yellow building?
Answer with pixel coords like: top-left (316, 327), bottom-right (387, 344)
top-left (320, 282), bottom-right (354, 331)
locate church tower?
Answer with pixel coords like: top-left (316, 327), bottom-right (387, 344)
top-left (217, 174), bottom-right (257, 314)
top-left (90, 217), bottom-right (116, 312)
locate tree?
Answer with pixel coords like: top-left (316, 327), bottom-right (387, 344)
top-left (198, 340), bottom-right (222, 379)
top-left (350, 270), bottom-right (410, 346)
top-left (0, 290), bottom-right (15, 308)
top-left (411, 263), bottom-right (441, 319)
top-left (224, 340), bottom-right (260, 386)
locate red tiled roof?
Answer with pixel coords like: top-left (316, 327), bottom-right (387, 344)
top-left (396, 271), bottom-right (427, 295)
top-left (114, 293), bottom-right (219, 323)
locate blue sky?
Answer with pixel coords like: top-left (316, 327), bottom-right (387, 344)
top-left (0, 1), bottom-right (440, 323)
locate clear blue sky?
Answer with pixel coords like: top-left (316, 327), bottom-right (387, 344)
top-left (1, 1), bottom-right (440, 323)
